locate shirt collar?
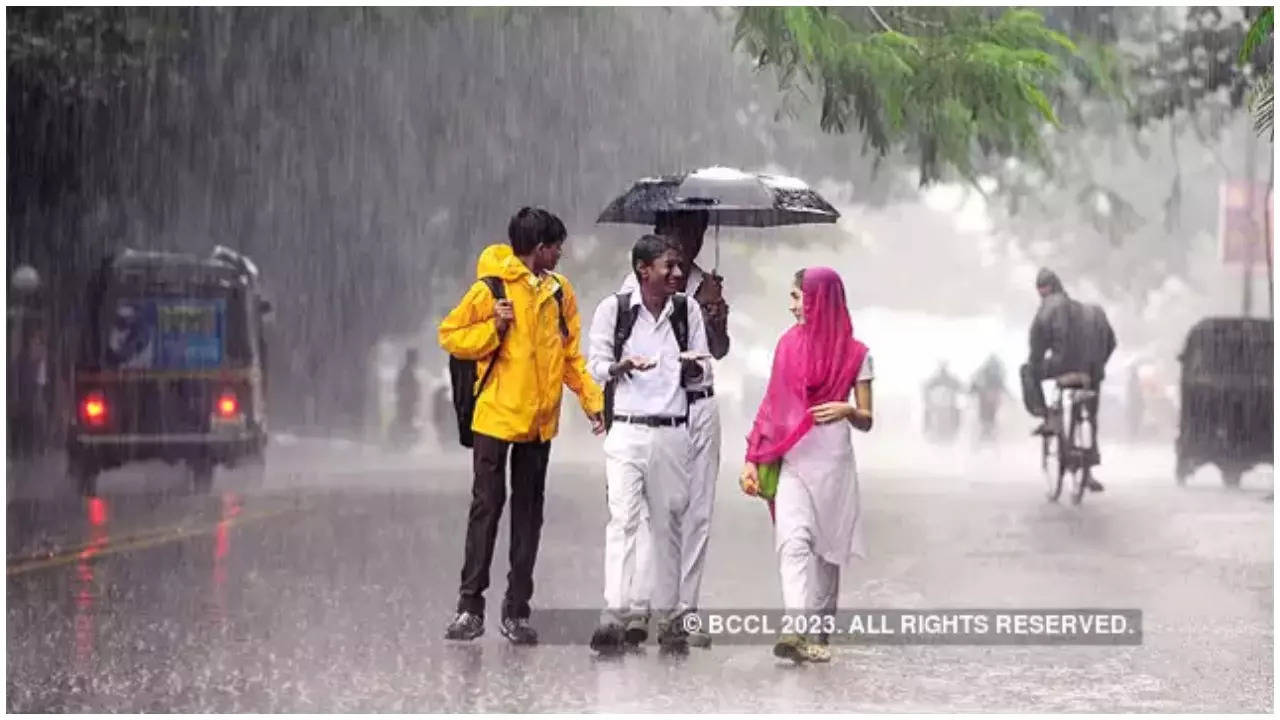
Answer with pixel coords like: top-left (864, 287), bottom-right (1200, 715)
top-left (628, 290), bottom-right (675, 322)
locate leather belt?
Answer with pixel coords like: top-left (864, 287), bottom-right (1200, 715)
top-left (613, 414), bottom-right (687, 427)
top-left (686, 388), bottom-right (715, 403)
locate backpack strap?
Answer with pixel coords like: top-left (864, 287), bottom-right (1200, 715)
top-left (670, 294), bottom-right (689, 353)
top-left (474, 276), bottom-right (507, 396)
top-left (479, 275), bottom-right (505, 302)
top-left (612, 292), bottom-right (640, 362)
top-left (603, 292), bottom-right (640, 433)
top-left (549, 274), bottom-right (569, 341)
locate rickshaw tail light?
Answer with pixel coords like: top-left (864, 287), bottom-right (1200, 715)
top-left (81, 393), bottom-right (107, 427)
top-left (216, 393), bottom-right (239, 418)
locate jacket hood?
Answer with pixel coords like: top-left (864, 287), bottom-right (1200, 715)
top-left (476, 244), bottom-right (532, 282)
top-left (1035, 267), bottom-right (1064, 294)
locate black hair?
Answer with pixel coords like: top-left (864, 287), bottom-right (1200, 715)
top-left (653, 210), bottom-right (710, 234)
top-left (631, 233), bottom-right (682, 281)
top-left (794, 269), bottom-right (805, 286)
top-left (508, 206), bottom-right (568, 255)
top-left (1035, 267), bottom-right (1063, 293)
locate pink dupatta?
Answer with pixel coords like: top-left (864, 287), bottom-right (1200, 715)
top-left (745, 267), bottom-right (868, 465)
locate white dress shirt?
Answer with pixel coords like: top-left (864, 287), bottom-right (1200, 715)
top-left (588, 291), bottom-right (713, 417)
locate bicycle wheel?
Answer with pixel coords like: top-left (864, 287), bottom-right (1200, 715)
top-left (1069, 411), bottom-right (1089, 506)
top-left (1045, 432), bottom-right (1065, 501)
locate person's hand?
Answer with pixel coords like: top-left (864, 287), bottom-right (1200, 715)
top-left (695, 273), bottom-right (724, 304)
top-left (739, 462), bottom-right (760, 496)
top-left (810, 401), bottom-right (854, 425)
top-left (494, 299), bottom-right (515, 334)
top-left (612, 356), bottom-right (656, 378)
top-left (680, 358), bottom-right (707, 383)
top-left (587, 411), bottom-right (606, 436)
top-left (703, 299), bottom-right (729, 323)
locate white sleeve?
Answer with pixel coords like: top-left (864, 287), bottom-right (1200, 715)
top-left (685, 296), bottom-right (714, 389)
top-left (588, 296), bottom-right (619, 386)
top-left (857, 353), bottom-right (875, 382)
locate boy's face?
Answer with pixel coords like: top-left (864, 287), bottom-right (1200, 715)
top-left (533, 241), bottom-right (564, 273)
top-left (638, 248), bottom-right (684, 298)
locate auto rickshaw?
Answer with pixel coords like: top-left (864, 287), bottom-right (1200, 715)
top-left (66, 246), bottom-right (272, 495)
top-left (1175, 317), bottom-right (1273, 487)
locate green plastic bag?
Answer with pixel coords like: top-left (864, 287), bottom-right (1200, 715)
top-left (757, 460), bottom-right (781, 501)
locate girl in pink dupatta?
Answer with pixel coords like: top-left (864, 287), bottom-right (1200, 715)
top-left (739, 267), bottom-right (874, 664)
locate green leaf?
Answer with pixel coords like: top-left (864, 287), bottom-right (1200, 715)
top-left (1239, 7), bottom-right (1273, 66)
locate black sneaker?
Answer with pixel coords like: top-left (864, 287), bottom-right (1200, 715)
top-left (686, 629), bottom-right (712, 649)
top-left (656, 619), bottom-right (689, 651)
top-left (623, 614), bottom-right (650, 646)
top-left (590, 622), bottom-right (625, 653)
top-left (1086, 477), bottom-right (1105, 492)
top-left (500, 617), bottom-right (538, 645)
top-left (445, 611), bottom-right (485, 641)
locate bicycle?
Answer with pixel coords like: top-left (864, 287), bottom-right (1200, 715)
top-left (1039, 372), bottom-right (1099, 505)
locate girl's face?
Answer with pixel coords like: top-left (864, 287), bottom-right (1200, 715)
top-left (789, 282), bottom-right (804, 324)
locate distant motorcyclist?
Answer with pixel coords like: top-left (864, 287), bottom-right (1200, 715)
top-left (1023, 268), bottom-right (1116, 491)
top-left (923, 361), bottom-right (963, 441)
top-left (969, 354), bottom-right (1009, 443)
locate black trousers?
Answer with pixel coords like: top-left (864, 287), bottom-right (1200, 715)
top-left (1077, 384), bottom-right (1102, 463)
top-left (456, 432), bottom-right (551, 619)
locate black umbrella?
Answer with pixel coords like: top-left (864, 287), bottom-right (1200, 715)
top-left (596, 166), bottom-right (840, 267)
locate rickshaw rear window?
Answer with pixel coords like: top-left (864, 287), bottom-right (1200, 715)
top-left (101, 296), bottom-right (235, 369)
top-left (1187, 327), bottom-right (1273, 376)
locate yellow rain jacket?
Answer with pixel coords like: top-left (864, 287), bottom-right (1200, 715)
top-left (439, 244), bottom-right (604, 444)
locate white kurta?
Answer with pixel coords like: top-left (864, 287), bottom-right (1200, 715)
top-left (775, 354), bottom-right (874, 612)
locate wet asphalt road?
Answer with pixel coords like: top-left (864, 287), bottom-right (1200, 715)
top-left (6, 434), bottom-right (1273, 712)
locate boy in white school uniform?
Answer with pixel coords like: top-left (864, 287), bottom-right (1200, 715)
top-left (586, 234), bottom-right (714, 652)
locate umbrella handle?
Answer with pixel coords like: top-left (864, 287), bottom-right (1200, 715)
top-left (713, 219), bottom-right (720, 274)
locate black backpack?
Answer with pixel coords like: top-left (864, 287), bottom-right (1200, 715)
top-left (602, 292), bottom-right (689, 431)
top-left (448, 276), bottom-right (569, 448)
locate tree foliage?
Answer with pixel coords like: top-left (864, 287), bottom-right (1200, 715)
top-left (733, 7), bottom-right (1082, 185)
top-left (1239, 7), bottom-right (1273, 138)
top-left (9, 7), bottom-right (901, 432)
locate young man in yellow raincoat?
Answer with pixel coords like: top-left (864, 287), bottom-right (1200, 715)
top-left (439, 207), bottom-right (605, 645)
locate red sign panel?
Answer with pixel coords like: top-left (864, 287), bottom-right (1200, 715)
top-left (1219, 180), bottom-right (1273, 265)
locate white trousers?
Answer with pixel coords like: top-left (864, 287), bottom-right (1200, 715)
top-left (629, 398), bottom-right (720, 614)
top-left (602, 421), bottom-right (692, 623)
top-left (775, 471), bottom-right (840, 616)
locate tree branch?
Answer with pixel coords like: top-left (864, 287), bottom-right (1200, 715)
top-left (866, 7), bottom-right (893, 33)
top-left (895, 10), bottom-right (945, 31)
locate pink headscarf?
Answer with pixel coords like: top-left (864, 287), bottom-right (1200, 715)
top-left (745, 267), bottom-right (868, 464)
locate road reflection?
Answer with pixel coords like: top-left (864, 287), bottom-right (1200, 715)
top-left (210, 491), bottom-right (242, 622)
top-left (73, 496), bottom-right (110, 671)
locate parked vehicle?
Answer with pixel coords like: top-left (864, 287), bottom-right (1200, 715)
top-left (1175, 317), bottom-right (1273, 487)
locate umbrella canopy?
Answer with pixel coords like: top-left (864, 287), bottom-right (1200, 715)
top-left (596, 166), bottom-right (840, 228)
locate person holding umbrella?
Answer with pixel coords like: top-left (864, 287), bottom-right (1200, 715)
top-left (597, 167), bottom-right (841, 647)
top-left (614, 209), bottom-right (727, 648)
